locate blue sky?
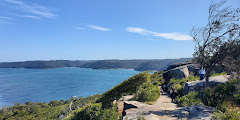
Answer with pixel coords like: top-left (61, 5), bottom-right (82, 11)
top-left (0, 0), bottom-right (239, 62)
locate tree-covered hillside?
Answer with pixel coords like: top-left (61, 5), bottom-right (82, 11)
top-left (0, 58), bottom-right (192, 71)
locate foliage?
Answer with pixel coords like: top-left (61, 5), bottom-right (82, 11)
top-left (192, 0), bottom-right (240, 86)
top-left (210, 72), bottom-right (227, 77)
top-left (177, 91), bottom-right (202, 107)
top-left (211, 108), bottom-right (240, 120)
top-left (223, 55), bottom-right (240, 79)
top-left (150, 71), bottom-right (165, 86)
top-left (0, 102), bottom-right (68, 120)
top-left (64, 103), bottom-right (120, 120)
top-left (96, 72), bottom-right (150, 108)
top-left (0, 94), bottom-right (101, 120)
top-left (134, 81), bottom-right (160, 102)
top-left (66, 103), bottom-right (102, 120)
top-left (168, 75), bottom-right (199, 96)
top-left (137, 116), bottom-right (145, 120)
top-left (202, 79), bottom-right (240, 107)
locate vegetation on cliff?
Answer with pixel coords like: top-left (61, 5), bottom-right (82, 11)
top-left (0, 94), bottom-right (101, 120)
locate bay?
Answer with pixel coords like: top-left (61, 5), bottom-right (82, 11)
top-left (0, 68), bottom-right (140, 107)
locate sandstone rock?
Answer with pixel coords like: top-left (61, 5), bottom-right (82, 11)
top-left (164, 62), bottom-right (192, 71)
top-left (186, 64), bottom-right (201, 76)
top-left (163, 65), bottom-right (190, 82)
top-left (163, 63), bottom-right (201, 82)
top-left (182, 75), bottom-right (230, 95)
top-left (186, 105), bottom-right (216, 120)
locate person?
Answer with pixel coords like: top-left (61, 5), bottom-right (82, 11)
top-left (199, 67), bottom-right (206, 80)
top-left (172, 89), bottom-right (177, 102)
top-left (163, 84), bottom-right (167, 91)
top-left (170, 88), bottom-right (173, 101)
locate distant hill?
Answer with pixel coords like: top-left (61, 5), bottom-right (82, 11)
top-left (134, 58), bottom-right (192, 71)
top-left (0, 58), bottom-right (192, 71)
top-left (0, 60), bottom-right (89, 69)
top-left (81, 60), bottom-right (145, 69)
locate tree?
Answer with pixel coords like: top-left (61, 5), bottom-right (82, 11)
top-left (192, 0), bottom-right (240, 86)
top-left (223, 42), bottom-right (240, 79)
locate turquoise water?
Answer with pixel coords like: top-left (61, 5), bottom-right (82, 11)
top-left (0, 68), bottom-right (140, 107)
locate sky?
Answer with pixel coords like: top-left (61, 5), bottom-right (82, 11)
top-left (0, 0), bottom-right (239, 62)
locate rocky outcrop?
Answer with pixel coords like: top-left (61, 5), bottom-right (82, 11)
top-left (162, 63), bottom-right (200, 82)
top-left (184, 105), bottom-right (216, 119)
top-left (182, 75), bottom-right (230, 95)
top-left (163, 65), bottom-right (189, 82)
top-left (164, 62), bottom-right (192, 71)
top-left (186, 64), bottom-right (201, 76)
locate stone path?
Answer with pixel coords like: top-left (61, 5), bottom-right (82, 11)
top-left (123, 88), bottom-right (215, 120)
top-left (123, 90), bottom-right (189, 120)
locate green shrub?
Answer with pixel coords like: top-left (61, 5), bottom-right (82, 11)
top-left (65, 103), bottom-right (120, 120)
top-left (188, 75), bottom-right (200, 81)
top-left (150, 71), bottom-right (165, 86)
top-left (202, 80), bottom-right (238, 107)
top-left (177, 91), bottom-right (202, 107)
top-left (0, 94), bottom-right (102, 120)
top-left (134, 82), bottom-right (160, 102)
top-left (210, 72), bottom-right (227, 77)
top-left (99, 106), bottom-right (119, 120)
top-left (137, 116), bottom-right (145, 120)
top-left (168, 75), bottom-right (198, 92)
top-left (70, 103), bottom-right (102, 120)
top-left (211, 109), bottom-right (240, 120)
top-left (168, 75), bottom-right (198, 97)
top-left (97, 72), bottom-right (150, 108)
top-left (48, 100), bottom-right (59, 106)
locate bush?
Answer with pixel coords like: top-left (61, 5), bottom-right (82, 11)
top-left (177, 91), bottom-right (202, 107)
top-left (211, 109), bottom-right (240, 120)
top-left (150, 71), bottom-right (165, 86)
top-left (99, 106), bottom-right (119, 120)
top-left (70, 103), bottom-right (102, 120)
top-left (97, 72), bottom-right (150, 108)
top-left (134, 82), bottom-right (160, 102)
top-left (48, 100), bottom-right (59, 106)
top-left (65, 103), bottom-right (120, 120)
top-left (202, 80), bottom-right (239, 107)
top-left (168, 75), bottom-right (198, 97)
top-left (210, 72), bottom-right (227, 77)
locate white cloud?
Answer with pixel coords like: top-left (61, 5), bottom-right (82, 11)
top-left (154, 33), bottom-right (193, 40)
top-left (88, 25), bottom-right (111, 31)
top-left (19, 15), bottom-right (41, 20)
top-left (126, 27), bottom-right (192, 40)
top-left (0, 16), bottom-right (14, 24)
top-left (0, 16), bottom-right (12, 20)
top-left (126, 27), bottom-right (156, 35)
top-left (3, 0), bottom-right (57, 19)
top-left (73, 27), bottom-right (85, 30)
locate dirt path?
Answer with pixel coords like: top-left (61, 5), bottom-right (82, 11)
top-left (123, 76), bottom-right (226, 120)
top-left (123, 90), bottom-right (189, 120)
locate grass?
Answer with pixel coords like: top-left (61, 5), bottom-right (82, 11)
top-left (210, 72), bottom-right (227, 77)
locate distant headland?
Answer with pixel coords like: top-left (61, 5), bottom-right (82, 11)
top-left (0, 58), bottom-right (191, 71)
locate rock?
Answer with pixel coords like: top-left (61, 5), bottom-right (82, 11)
top-left (163, 65), bottom-right (190, 82)
top-left (182, 75), bottom-right (230, 95)
top-left (186, 105), bottom-right (216, 120)
top-left (164, 62), bottom-right (192, 71)
top-left (163, 63), bottom-right (201, 82)
top-left (186, 64), bottom-right (201, 76)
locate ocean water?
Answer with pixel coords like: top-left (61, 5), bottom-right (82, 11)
top-left (0, 68), bottom-right (140, 108)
